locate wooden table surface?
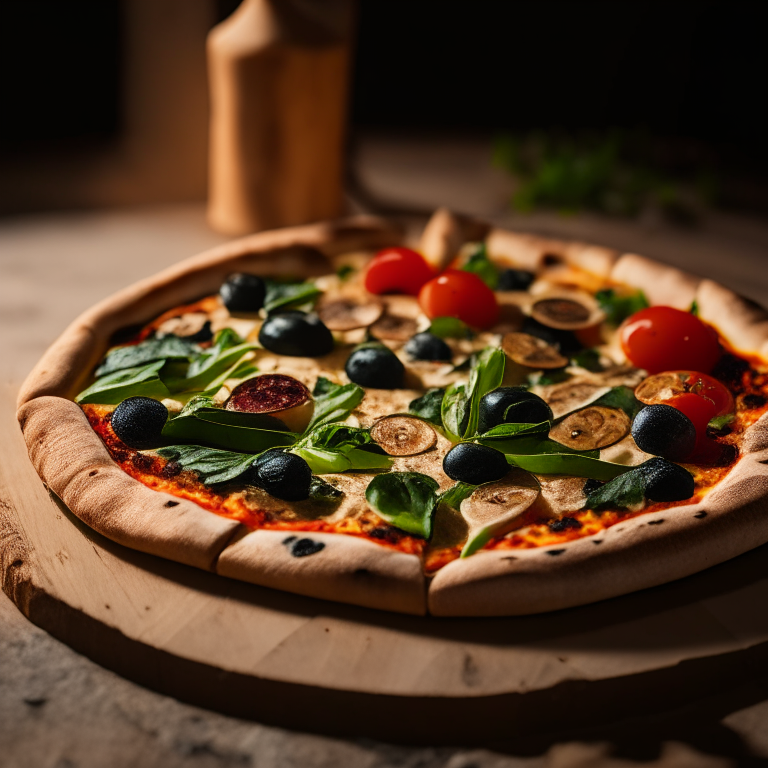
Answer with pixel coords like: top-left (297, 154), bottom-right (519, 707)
top-left (3, 139), bottom-right (768, 766)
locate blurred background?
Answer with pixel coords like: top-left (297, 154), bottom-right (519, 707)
top-left (1, 0), bottom-right (767, 219)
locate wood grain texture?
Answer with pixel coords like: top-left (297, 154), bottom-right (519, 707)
top-left (4, 385), bottom-right (768, 739)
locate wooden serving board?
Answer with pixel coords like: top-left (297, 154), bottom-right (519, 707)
top-left (3, 384), bottom-right (768, 743)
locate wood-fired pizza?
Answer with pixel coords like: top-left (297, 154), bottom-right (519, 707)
top-left (16, 209), bottom-right (768, 616)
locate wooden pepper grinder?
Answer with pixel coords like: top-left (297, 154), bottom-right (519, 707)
top-left (207, 0), bottom-right (353, 235)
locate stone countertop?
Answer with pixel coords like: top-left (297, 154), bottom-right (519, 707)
top-left (3, 139), bottom-right (768, 766)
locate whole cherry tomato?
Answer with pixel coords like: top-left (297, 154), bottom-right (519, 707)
top-left (620, 306), bottom-right (721, 374)
top-left (418, 270), bottom-right (499, 329)
top-left (364, 247), bottom-right (435, 296)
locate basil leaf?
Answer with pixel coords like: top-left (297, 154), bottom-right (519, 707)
top-left (201, 359), bottom-right (259, 398)
top-left (596, 288), bottom-right (649, 326)
top-left (689, 299), bottom-right (699, 316)
top-left (295, 424), bottom-right (372, 452)
top-left (365, 472), bottom-right (440, 538)
top-left (162, 408), bottom-right (295, 452)
top-left (157, 444), bottom-right (255, 485)
top-left (592, 386), bottom-right (643, 419)
top-left (409, 388), bottom-right (445, 426)
top-left (96, 336), bottom-right (199, 377)
top-left (477, 421), bottom-right (550, 439)
top-left (438, 482), bottom-right (476, 510)
top-left (505, 453), bottom-right (632, 481)
top-left (584, 466), bottom-right (647, 511)
top-left (291, 447), bottom-right (351, 474)
top-left (461, 242), bottom-right (498, 289)
top-left (75, 360), bottom-right (171, 404)
top-left (442, 382), bottom-right (469, 441)
top-left (263, 279), bottom-right (321, 313)
top-left (344, 448), bottom-right (392, 470)
top-left (307, 378), bottom-right (365, 432)
top-left (429, 316), bottom-right (472, 339)
top-left (336, 264), bottom-right (355, 282)
top-left (309, 476), bottom-right (344, 503)
top-left (166, 329), bottom-right (258, 394)
top-left (464, 346), bottom-right (506, 438)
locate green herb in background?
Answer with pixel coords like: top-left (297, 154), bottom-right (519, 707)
top-left (595, 288), bottom-right (649, 326)
top-left (460, 243), bottom-right (498, 289)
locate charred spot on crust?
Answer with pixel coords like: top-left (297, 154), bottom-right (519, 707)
top-left (288, 538), bottom-right (325, 558)
top-left (131, 453), bottom-right (154, 471)
top-left (592, 539), bottom-right (603, 545)
top-left (163, 500), bottom-right (180, 508)
top-left (109, 323), bottom-right (146, 346)
top-left (282, 535), bottom-right (297, 545)
top-left (88, 470), bottom-right (98, 477)
top-left (548, 517), bottom-right (583, 532)
top-left (647, 519), bottom-right (665, 525)
top-left (712, 353), bottom-right (750, 388)
top-left (542, 253), bottom-right (562, 267)
top-left (712, 444), bottom-right (739, 467)
top-left (546, 548), bottom-right (566, 556)
top-left (694, 511), bottom-right (708, 519)
top-left (353, 568), bottom-right (372, 579)
top-left (743, 393), bottom-right (767, 409)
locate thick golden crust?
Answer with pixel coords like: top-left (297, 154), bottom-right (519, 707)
top-left (418, 207), bottom-right (490, 271)
top-left (430, 434), bottom-right (768, 616)
top-left (610, 253), bottom-right (700, 310)
top-left (217, 529), bottom-right (426, 614)
top-left (18, 397), bottom-right (244, 571)
top-left (695, 279), bottom-right (768, 359)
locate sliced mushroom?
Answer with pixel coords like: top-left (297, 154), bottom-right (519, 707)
top-left (635, 372), bottom-right (688, 405)
top-left (370, 314), bottom-right (419, 342)
top-left (530, 292), bottom-right (605, 331)
top-left (460, 469), bottom-right (540, 557)
top-left (550, 406), bottom-right (630, 451)
top-left (317, 296), bottom-right (383, 331)
top-left (535, 377), bottom-right (611, 419)
top-left (370, 415), bottom-right (437, 456)
top-left (501, 332), bottom-right (568, 369)
top-left (226, 373), bottom-right (313, 432)
top-left (155, 312), bottom-right (212, 340)
top-left (532, 475), bottom-right (587, 517)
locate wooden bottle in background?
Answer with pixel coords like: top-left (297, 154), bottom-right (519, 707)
top-left (207, 0), bottom-right (353, 236)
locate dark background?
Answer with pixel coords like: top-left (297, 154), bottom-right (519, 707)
top-left (1, 0), bottom-right (766, 210)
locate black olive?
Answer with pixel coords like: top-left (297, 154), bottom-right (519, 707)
top-left (182, 320), bottom-right (214, 343)
top-left (442, 443), bottom-right (509, 485)
top-left (521, 317), bottom-right (582, 356)
top-left (582, 478), bottom-right (604, 496)
top-left (111, 397), bottom-right (168, 449)
top-left (345, 345), bottom-right (405, 389)
top-left (478, 387), bottom-right (553, 432)
top-left (497, 268), bottom-right (535, 292)
top-left (220, 273), bottom-right (266, 313)
top-left (639, 457), bottom-right (695, 502)
top-left (404, 332), bottom-right (452, 362)
top-left (631, 404), bottom-right (697, 462)
top-left (248, 449), bottom-right (312, 501)
top-left (258, 311), bottom-right (334, 357)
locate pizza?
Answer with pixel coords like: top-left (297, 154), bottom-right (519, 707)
top-left (16, 210), bottom-right (768, 616)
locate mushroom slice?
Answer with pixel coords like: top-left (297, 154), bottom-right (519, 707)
top-left (635, 372), bottom-right (687, 405)
top-left (532, 475), bottom-right (587, 517)
top-left (317, 296), bottom-right (383, 331)
top-left (550, 406), bottom-right (630, 451)
top-left (501, 332), bottom-right (568, 369)
top-left (370, 415), bottom-right (437, 456)
top-left (370, 314), bottom-right (419, 342)
top-left (530, 292), bottom-right (605, 331)
top-left (226, 373), bottom-right (313, 432)
top-left (460, 469), bottom-right (540, 557)
top-left (536, 378), bottom-right (611, 419)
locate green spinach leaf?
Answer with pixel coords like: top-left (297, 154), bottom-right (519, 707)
top-left (438, 482), bottom-right (476, 510)
top-left (157, 444), bottom-right (256, 485)
top-left (96, 336), bottom-right (199, 377)
top-left (365, 472), bottom-right (440, 538)
top-left (263, 279), bottom-right (321, 313)
top-left (409, 388), bottom-right (445, 426)
top-left (592, 386), bottom-right (643, 419)
top-left (76, 360), bottom-right (171, 404)
top-left (464, 346), bottom-right (506, 438)
top-left (505, 453), bottom-right (632, 481)
top-left (476, 421), bottom-right (550, 440)
top-left (460, 242), bottom-right (498, 289)
top-left (441, 382), bottom-right (469, 441)
top-left (584, 466), bottom-right (647, 510)
top-left (306, 377), bottom-right (365, 432)
top-left (596, 288), bottom-right (649, 326)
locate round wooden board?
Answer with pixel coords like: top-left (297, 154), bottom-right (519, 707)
top-left (3, 385), bottom-right (768, 744)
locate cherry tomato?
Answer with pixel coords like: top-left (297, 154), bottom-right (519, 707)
top-left (620, 306), bottom-right (721, 374)
top-left (364, 247), bottom-right (435, 296)
top-left (418, 270), bottom-right (499, 329)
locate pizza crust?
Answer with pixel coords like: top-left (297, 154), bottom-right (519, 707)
top-left (16, 212), bottom-right (768, 616)
top-left (217, 529), bottom-right (426, 615)
top-left (18, 396), bottom-right (244, 571)
top-left (430, 434), bottom-right (768, 616)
